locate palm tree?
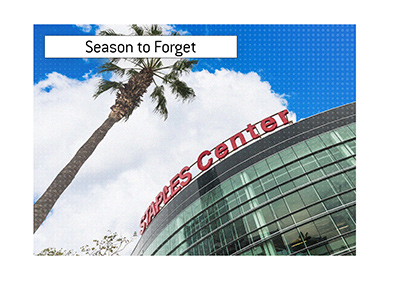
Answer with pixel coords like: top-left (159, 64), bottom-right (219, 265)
top-left (34, 24), bottom-right (198, 233)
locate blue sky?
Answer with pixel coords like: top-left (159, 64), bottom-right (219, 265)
top-left (34, 24), bottom-right (355, 119)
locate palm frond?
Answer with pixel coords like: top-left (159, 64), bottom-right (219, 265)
top-left (98, 29), bottom-right (123, 36)
top-left (162, 71), bottom-right (178, 84)
top-left (172, 59), bottom-right (199, 75)
top-left (169, 79), bottom-right (195, 102)
top-left (126, 58), bottom-right (146, 69)
top-left (130, 24), bottom-right (144, 36)
top-left (149, 85), bottom-right (168, 120)
top-left (109, 58), bottom-right (122, 64)
top-left (93, 79), bottom-right (123, 98)
top-left (98, 62), bottom-right (126, 77)
top-left (146, 24), bottom-right (163, 36)
top-left (126, 68), bottom-right (139, 77)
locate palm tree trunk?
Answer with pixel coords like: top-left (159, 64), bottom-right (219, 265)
top-left (34, 115), bottom-right (119, 233)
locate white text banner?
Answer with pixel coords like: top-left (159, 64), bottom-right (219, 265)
top-left (45, 36), bottom-right (237, 58)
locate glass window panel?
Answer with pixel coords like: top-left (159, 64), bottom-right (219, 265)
top-left (270, 235), bottom-right (289, 255)
top-left (251, 245), bottom-right (266, 256)
top-left (319, 131), bottom-right (341, 146)
top-left (238, 235), bottom-right (251, 250)
top-left (273, 167), bottom-right (290, 184)
top-left (314, 216), bottom-right (340, 239)
top-left (298, 186), bottom-right (320, 205)
top-left (338, 157), bottom-right (356, 169)
top-left (307, 169), bottom-right (325, 181)
top-left (307, 202), bottom-right (326, 217)
top-left (253, 159), bottom-right (270, 177)
top-left (234, 219), bottom-right (247, 236)
top-left (266, 187), bottom-right (281, 200)
top-left (293, 249), bottom-right (309, 256)
top-left (266, 222), bottom-right (279, 235)
top-left (309, 245), bottom-right (330, 255)
top-left (254, 194), bottom-right (267, 206)
top-left (286, 161), bottom-right (305, 178)
top-left (348, 123), bottom-right (356, 136)
top-left (292, 209), bottom-right (311, 223)
top-left (292, 175), bottom-right (310, 187)
top-left (239, 249), bottom-right (253, 256)
top-left (300, 155), bottom-right (320, 172)
top-left (260, 173), bottom-right (277, 191)
top-left (339, 191), bottom-right (356, 204)
top-left (322, 164), bottom-right (340, 176)
top-left (329, 145), bottom-right (352, 160)
top-left (278, 216), bottom-right (294, 229)
top-left (271, 198), bottom-right (289, 218)
top-left (345, 140), bottom-right (356, 155)
top-left (241, 166), bottom-right (257, 183)
top-left (285, 192), bottom-right (305, 212)
top-left (329, 173), bottom-right (352, 193)
top-left (328, 237), bottom-right (348, 254)
top-left (348, 206), bottom-right (356, 223)
top-left (240, 202), bottom-right (251, 213)
top-left (223, 225), bottom-right (235, 243)
top-left (323, 197), bottom-right (342, 210)
top-left (217, 199), bottom-right (229, 211)
top-left (345, 169), bottom-right (356, 187)
top-left (266, 154), bottom-right (284, 170)
top-left (314, 180), bottom-right (336, 199)
top-left (248, 230), bottom-right (262, 244)
top-left (212, 232), bottom-right (223, 249)
top-left (283, 228), bottom-right (303, 253)
top-left (249, 180), bottom-right (264, 196)
top-left (231, 173), bottom-right (245, 189)
top-left (292, 141), bottom-right (312, 158)
top-left (315, 150), bottom-right (335, 166)
top-left (227, 241), bottom-right (240, 255)
top-left (297, 221), bottom-right (320, 247)
top-left (231, 206), bottom-right (241, 218)
top-left (306, 136), bottom-right (326, 153)
top-left (259, 204), bottom-right (275, 223)
top-left (220, 179), bottom-right (234, 196)
top-left (244, 213), bottom-right (258, 232)
top-left (219, 213), bottom-right (230, 225)
top-left (226, 192), bottom-right (238, 207)
top-left (235, 187), bottom-right (249, 203)
top-left (335, 126), bottom-right (355, 141)
top-left (279, 181), bottom-right (295, 194)
top-left (279, 148), bottom-right (297, 164)
top-left (343, 233), bottom-right (356, 248)
top-left (330, 210), bottom-right (356, 234)
top-left (207, 209), bottom-right (218, 222)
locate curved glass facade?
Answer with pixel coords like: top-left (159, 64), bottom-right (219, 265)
top-left (132, 103), bottom-right (356, 256)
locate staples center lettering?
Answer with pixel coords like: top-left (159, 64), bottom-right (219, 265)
top-left (139, 109), bottom-right (290, 234)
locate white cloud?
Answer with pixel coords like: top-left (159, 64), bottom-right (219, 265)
top-left (33, 68), bottom-right (296, 254)
top-left (76, 24), bottom-right (93, 33)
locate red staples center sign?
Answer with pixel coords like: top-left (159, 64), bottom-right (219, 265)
top-left (140, 110), bottom-right (290, 234)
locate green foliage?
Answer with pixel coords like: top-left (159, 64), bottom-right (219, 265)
top-left (150, 85), bottom-right (168, 120)
top-left (35, 231), bottom-right (136, 256)
top-left (94, 79), bottom-right (124, 99)
top-left (94, 24), bottom-right (198, 120)
top-left (35, 248), bottom-right (78, 256)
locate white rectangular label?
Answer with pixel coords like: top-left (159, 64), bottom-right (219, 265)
top-left (45, 36), bottom-right (237, 58)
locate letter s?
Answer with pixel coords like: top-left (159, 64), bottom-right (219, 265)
top-left (86, 40), bottom-right (93, 53)
top-left (179, 166), bottom-right (192, 187)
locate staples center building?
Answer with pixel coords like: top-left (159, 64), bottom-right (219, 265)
top-left (132, 103), bottom-right (356, 256)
